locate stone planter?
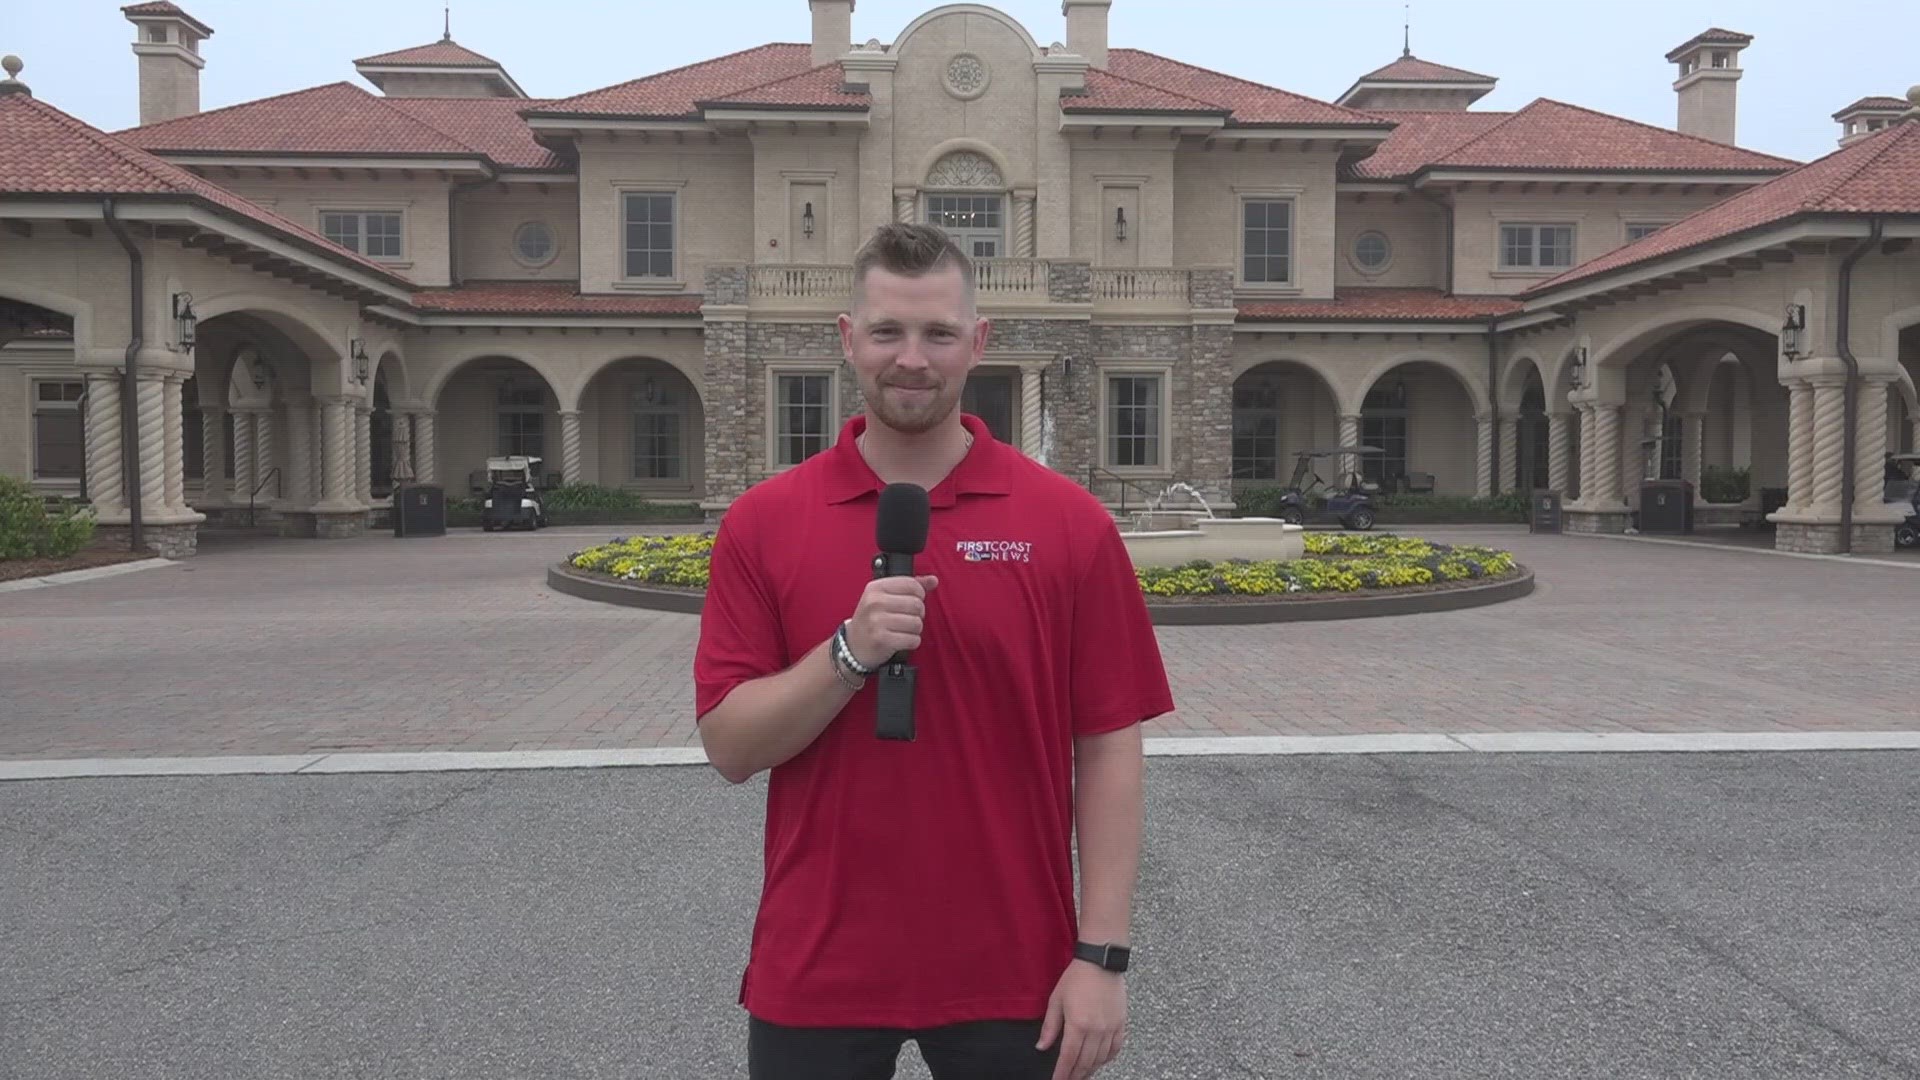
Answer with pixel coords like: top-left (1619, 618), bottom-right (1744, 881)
top-left (1120, 517), bottom-right (1304, 567)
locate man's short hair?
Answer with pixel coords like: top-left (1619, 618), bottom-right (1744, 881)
top-left (851, 223), bottom-right (975, 311)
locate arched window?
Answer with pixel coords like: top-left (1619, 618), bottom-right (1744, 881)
top-left (924, 151), bottom-right (1006, 259)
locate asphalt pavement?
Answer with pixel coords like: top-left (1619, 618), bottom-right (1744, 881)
top-left (5, 752), bottom-right (1919, 1079)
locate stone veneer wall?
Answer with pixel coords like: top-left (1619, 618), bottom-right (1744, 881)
top-left (1775, 522), bottom-right (1896, 555)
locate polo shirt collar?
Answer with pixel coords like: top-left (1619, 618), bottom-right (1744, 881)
top-left (822, 413), bottom-right (1012, 507)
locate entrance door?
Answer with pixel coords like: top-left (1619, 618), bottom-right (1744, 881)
top-left (962, 371), bottom-right (1016, 445)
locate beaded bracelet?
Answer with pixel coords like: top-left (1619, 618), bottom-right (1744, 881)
top-left (831, 620), bottom-right (874, 688)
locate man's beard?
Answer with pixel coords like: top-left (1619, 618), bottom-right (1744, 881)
top-left (867, 375), bottom-right (957, 434)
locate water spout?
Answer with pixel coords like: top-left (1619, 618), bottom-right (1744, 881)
top-left (1148, 482), bottom-right (1216, 519)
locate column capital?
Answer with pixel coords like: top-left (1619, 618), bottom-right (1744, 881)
top-left (558, 408), bottom-right (582, 418)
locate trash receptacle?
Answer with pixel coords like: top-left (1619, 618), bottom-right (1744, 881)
top-left (1530, 489), bottom-right (1562, 534)
top-left (393, 483), bottom-right (446, 538)
top-left (1638, 479), bottom-right (1693, 534)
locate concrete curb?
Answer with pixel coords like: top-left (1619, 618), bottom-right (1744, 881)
top-left (547, 564), bottom-right (1537, 625)
top-left (0, 557), bottom-right (175, 593)
top-left (1573, 531), bottom-right (1920, 570)
top-left (5, 731), bottom-right (1918, 781)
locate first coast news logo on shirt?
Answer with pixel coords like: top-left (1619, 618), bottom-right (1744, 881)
top-left (955, 539), bottom-right (1034, 563)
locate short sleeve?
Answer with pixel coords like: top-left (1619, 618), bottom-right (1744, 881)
top-left (1069, 513), bottom-right (1175, 736)
top-left (693, 512), bottom-right (787, 719)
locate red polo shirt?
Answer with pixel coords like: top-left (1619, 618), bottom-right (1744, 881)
top-left (695, 412), bottom-right (1174, 1029)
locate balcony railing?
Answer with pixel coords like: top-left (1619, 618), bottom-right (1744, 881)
top-left (970, 258), bottom-right (1050, 299)
top-left (748, 264), bottom-right (852, 301)
top-left (1090, 268), bottom-right (1191, 305)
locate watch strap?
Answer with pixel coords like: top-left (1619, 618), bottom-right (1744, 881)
top-left (1074, 940), bottom-right (1130, 973)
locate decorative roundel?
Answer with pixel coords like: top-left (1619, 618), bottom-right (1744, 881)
top-left (945, 53), bottom-right (989, 100)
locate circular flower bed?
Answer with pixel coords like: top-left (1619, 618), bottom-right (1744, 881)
top-left (564, 531), bottom-right (1520, 600)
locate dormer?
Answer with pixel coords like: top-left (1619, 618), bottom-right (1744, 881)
top-left (1833, 95), bottom-right (1911, 147)
top-left (1666, 27), bottom-right (1751, 145)
top-left (354, 35), bottom-right (527, 98)
top-left (1336, 50), bottom-right (1496, 112)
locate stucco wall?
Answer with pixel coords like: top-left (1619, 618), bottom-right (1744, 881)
top-left (454, 184), bottom-right (581, 282)
top-left (216, 176), bottom-right (454, 287)
top-left (1449, 188), bottom-right (1744, 297)
top-left (1173, 146), bottom-right (1340, 299)
top-left (576, 134), bottom-right (755, 295)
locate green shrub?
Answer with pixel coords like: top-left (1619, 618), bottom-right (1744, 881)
top-left (0, 476), bottom-right (97, 560)
top-left (1230, 486), bottom-right (1527, 519)
top-left (542, 484), bottom-right (655, 511)
top-left (1700, 465), bottom-right (1750, 504)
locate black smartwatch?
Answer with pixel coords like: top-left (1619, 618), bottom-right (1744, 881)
top-left (1074, 941), bottom-right (1130, 973)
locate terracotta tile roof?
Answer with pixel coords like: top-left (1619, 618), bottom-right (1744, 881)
top-left (0, 91), bottom-right (411, 288)
top-left (410, 282), bottom-right (703, 316)
top-left (1345, 110), bottom-right (1511, 179)
top-left (1237, 288), bottom-right (1521, 322)
top-left (1422, 98), bottom-right (1797, 173)
top-left (121, 2), bottom-right (213, 37)
top-left (1354, 54), bottom-right (1495, 84)
top-left (116, 82), bottom-right (482, 159)
top-left (382, 97), bottom-right (565, 170)
top-left (1063, 68), bottom-right (1229, 115)
top-left (699, 63), bottom-right (869, 110)
top-left (1833, 96), bottom-right (1912, 118)
top-left (1528, 120), bottom-right (1920, 294)
top-left (1665, 28), bottom-right (1752, 62)
top-left (355, 39), bottom-right (503, 68)
top-left (528, 43), bottom-right (817, 119)
top-left (1103, 49), bottom-right (1387, 128)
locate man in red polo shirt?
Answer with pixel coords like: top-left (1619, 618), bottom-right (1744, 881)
top-left (694, 222), bottom-right (1174, 1080)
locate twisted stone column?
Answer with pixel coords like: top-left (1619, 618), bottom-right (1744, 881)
top-left (1475, 415), bottom-right (1495, 497)
top-left (1576, 405), bottom-right (1595, 505)
top-left (253, 410), bottom-right (275, 502)
top-left (1336, 415), bottom-right (1360, 486)
top-left (1590, 404), bottom-right (1622, 506)
top-left (162, 373), bottom-right (186, 513)
top-left (282, 404), bottom-right (311, 506)
top-left (355, 405), bottom-right (373, 505)
top-left (1786, 380), bottom-right (1814, 510)
top-left (1547, 412), bottom-right (1573, 497)
top-left (320, 399), bottom-right (351, 507)
top-left (1498, 416), bottom-right (1519, 495)
top-left (1014, 193), bottom-right (1036, 259)
top-left (413, 413), bottom-right (436, 484)
top-left (1853, 378), bottom-right (1893, 515)
top-left (1680, 412), bottom-right (1705, 497)
top-left (84, 373), bottom-right (124, 515)
top-left (201, 405), bottom-right (228, 506)
top-left (559, 410), bottom-right (583, 488)
top-left (1809, 379), bottom-right (1847, 513)
top-left (136, 375), bottom-right (167, 519)
top-left (894, 192), bottom-right (915, 223)
top-left (231, 409), bottom-right (256, 506)
top-left (391, 413), bottom-right (414, 483)
top-left (1020, 370), bottom-right (1045, 460)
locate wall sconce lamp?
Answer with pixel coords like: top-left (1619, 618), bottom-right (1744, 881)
top-left (1781, 302), bottom-right (1807, 359)
top-left (171, 292), bottom-right (197, 351)
top-left (349, 338), bottom-right (370, 385)
top-left (802, 202), bottom-right (815, 239)
top-left (1568, 346), bottom-right (1589, 390)
top-left (1114, 206), bottom-right (1128, 241)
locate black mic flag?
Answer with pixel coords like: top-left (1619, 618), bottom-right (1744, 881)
top-left (873, 483), bottom-right (928, 741)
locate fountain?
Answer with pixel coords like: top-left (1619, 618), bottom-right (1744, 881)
top-left (1117, 482), bottom-right (1304, 567)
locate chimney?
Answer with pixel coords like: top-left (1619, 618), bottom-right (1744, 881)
top-left (1832, 95), bottom-right (1912, 147)
top-left (1665, 28), bottom-right (1750, 145)
top-left (124, 2), bottom-right (214, 126)
top-left (1063, 0), bottom-right (1111, 69)
top-left (810, 0), bottom-right (853, 68)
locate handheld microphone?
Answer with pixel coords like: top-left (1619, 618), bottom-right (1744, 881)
top-left (872, 482), bottom-right (929, 741)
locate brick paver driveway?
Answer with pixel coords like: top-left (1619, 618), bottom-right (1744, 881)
top-left (2, 525), bottom-right (1915, 761)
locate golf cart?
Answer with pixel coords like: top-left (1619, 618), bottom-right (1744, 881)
top-left (1274, 445), bottom-right (1383, 531)
top-left (479, 455), bottom-right (548, 531)
top-left (1888, 452), bottom-right (1920, 549)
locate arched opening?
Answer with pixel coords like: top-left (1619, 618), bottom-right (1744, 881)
top-left (1516, 366), bottom-right (1549, 493)
top-left (431, 356), bottom-right (563, 496)
top-left (1900, 324), bottom-right (1920, 455)
top-left (1229, 360), bottom-right (1339, 487)
top-left (1356, 361), bottom-right (1479, 495)
top-left (576, 357), bottom-right (704, 497)
top-left (192, 310), bottom-right (336, 522)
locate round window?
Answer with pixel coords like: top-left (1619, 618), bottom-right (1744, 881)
top-left (513, 221), bottom-right (556, 267)
top-left (1353, 230), bottom-right (1391, 272)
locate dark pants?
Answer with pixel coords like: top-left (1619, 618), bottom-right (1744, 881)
top-left (747, 1014), bottom-right (1062, 1080)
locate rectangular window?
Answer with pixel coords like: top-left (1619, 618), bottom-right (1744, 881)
top-left (1360, 415), bottom-right (1408, 485)
top-left (774, 373), bottom-right (832, 467)
top-left (1626, 223), bottom-right (1665, 242)
top-left (622, 192), bottom-right (676, 279)
top-left (1500, 224), bottom-right (1574, 269)
top-left (1106, 374), bottom-right (1162, 469)
top-left (33, 380), bottom-right (85, 480)
top-left (632, 384), bottom-right (684, 480)
top-left (496, 381), bottom-right (545, 459)
top-left (321, 212), bottom-right (403, 259)
top-left (1242, 199), bottom-right (1292, 284)
top-left (961, 373), bottom-right (1015, 445)
top-left (925, 195), bottom-right (1003, 259)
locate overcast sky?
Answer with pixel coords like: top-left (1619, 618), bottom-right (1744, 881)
top-left (10, 0), bottom-right (1916, 163)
